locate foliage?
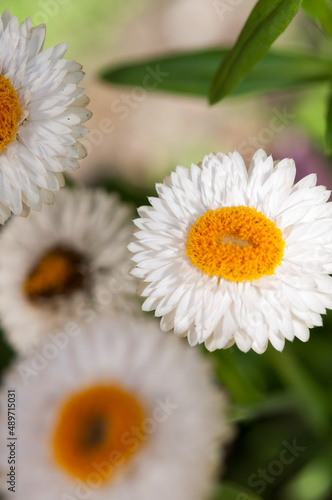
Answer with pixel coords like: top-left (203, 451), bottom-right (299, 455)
top-left (101, 0), bottom-right (332, 155)
top-left (209, 0), bottom-right (303, 104)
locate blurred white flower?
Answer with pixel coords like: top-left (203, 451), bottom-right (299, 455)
top-left (0, 188), bottom-right (137, 353)
top-left (0, 10), bottom-right (91, 223)
top-left (130, 149), bottom-right (332, 353)
top-left (0, 316), bottom-right (231, 500)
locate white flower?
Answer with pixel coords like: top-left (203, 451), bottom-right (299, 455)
top-left (0, 188), bottom-right (138, 353)
top-left (0, 10), bottom-right (91, 224)
top-left (130, 149), bottom-right (332, 353)
top-left (0, 316), bottom-right (231, 500)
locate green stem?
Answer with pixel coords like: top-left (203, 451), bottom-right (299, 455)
top-left (210, 349), bottom-right (263, 405)
top-left (267, 347), bottom-right (331, 437)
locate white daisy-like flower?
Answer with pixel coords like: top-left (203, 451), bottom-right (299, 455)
top-left (130, 149), bottom-right (332, 354)
top-left (0, 10), bottom-right (91, 224)
top-left (0, 188), bottom-right (138, 353)
top-left (0, 316), bottom-right (231, 500)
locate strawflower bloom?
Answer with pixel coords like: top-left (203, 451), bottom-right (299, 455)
top-left (0, 317), bottom-right (231, 500)
top-left (130, 149), bottom-right (332, 353)
top-left (0, 188), bottom-right (137, 353)
top-left (0, 10), bottom-right (91, 223)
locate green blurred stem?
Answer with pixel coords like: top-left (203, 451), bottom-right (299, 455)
top-left (211, 349), bottom-right (263, 406)
top-left (229, 392), bottom-right (298, 423)
top-left (325, 83), bottom-right (332, 155)
top-left (267, 348), bottom-right (331, 437)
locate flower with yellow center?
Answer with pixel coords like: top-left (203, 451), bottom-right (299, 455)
top-left (0, 75), bottom-right (22, 152)
top-left (0, 188), bottom-right (138, 353)
top-left (24, 245), bottom-right (87, 301)
top-left (0, 10), bottom-right (91, 224)
top-left (0, 317), bottom-right (232, 500)
top-left (130, 149), bottom-right (332, 353)
top-left (53, 385), bottom-right (146, 482)
top-left (186, 206), bottom-right (285, 282)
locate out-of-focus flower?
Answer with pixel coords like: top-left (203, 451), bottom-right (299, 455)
top-left (130, 149), bottom-right (332, 353)
top-left (0, 10), bottom-right (91, 224)
top-left (0, 189), bottom-right (137, 353)
top-left (0, 316), bottom-right (231, 500)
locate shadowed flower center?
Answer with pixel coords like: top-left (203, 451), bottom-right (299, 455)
top-left (0, 75), bottom-right (22, 152)
top-left (52, 385), bottom-right (146, 482)
top-left (24, 245), bottom-right (87, 301)
top-left (186, 206), bottom-right (285, 282)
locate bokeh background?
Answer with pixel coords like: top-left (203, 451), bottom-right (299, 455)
top-left (2, 1), bottom-right (332, 499)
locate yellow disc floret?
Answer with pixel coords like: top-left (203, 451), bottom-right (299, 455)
top-left (186, 206), bottom-right (285, 282)
top-left (24, 245), bottom-right (87, 301)
top-left (0, 75), bottom-right (22, 152)
top-left (52, 385), bottom-right (146, 482)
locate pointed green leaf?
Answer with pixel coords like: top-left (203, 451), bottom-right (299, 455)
top-left (209, 0), bottom-right (303, 104)
top-left (100, 49), bottom-right (332, 99)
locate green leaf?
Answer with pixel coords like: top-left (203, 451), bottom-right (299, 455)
top-left (100, 49), bottom-right (332, 99)
top-left (101, 49), bottom-right (226, 97)
top-left (209, 0), bottom-right (303, 104)
top-left (210, 481), bottom-right (263, 500)
top-left (302, 0), bottom-right (332, 36)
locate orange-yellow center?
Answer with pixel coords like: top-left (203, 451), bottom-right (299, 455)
top-left (186, 206), bottom-right (285, 282)
top-left (0, 75), bottom-right (22, 152)
top-left (24, 245), bottom-right (87, 301)
top-left (52, 385), bottom-right (146, 482)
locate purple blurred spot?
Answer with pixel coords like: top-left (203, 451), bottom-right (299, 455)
top-left (272, 133), bottom-right (332, 196)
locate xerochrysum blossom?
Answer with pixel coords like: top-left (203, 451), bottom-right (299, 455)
top-left (0, 10), bottom-right (91, 223)
top-left (0, 317), bottom-right (232, 500)
top-left (0, 188), bottom-right (137, 353)
top-left (130, 149), bottom-right (332, 353)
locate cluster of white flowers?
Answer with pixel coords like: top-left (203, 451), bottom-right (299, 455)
top-left (0, 11), bottom-right (233, 500)
top-left (1, 8), bottom-right (332, 500)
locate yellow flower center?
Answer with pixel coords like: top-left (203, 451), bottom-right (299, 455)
top-left (186, 206), bottom-right (285, 282)
top-left (52, 385), bottom-right (146, 482)
top-left (24, 245), bottom-right (87, 302)
top-left (0, 75), bottom-right (22, 152)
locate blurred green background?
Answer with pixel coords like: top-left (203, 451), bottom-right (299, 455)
top-left (2, 1), bottom-right (332, 499)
